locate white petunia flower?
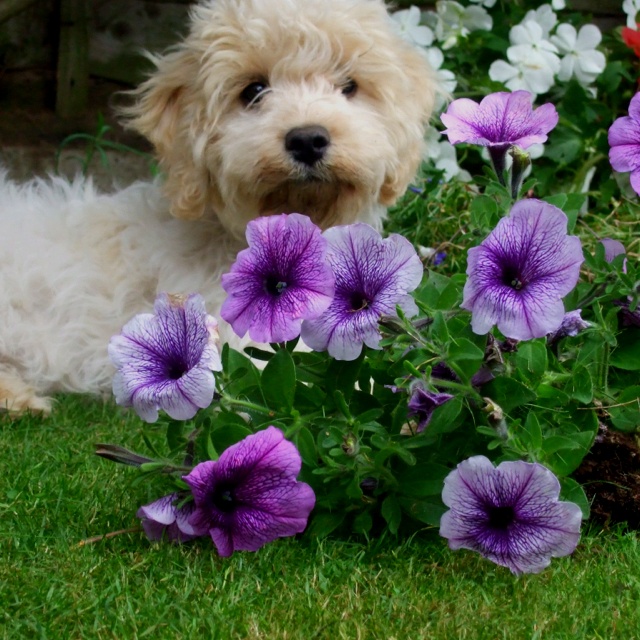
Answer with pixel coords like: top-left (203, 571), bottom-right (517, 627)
top-left (424, 47), bottom-right (457, 111)
top-left (522, 5), bottom-right (558, 38)
top-left (467, 0), bottom-right (497, 8)
top-left (489, 58), bottom-right (556, 97)
top-left (550, 23), bottom-right (606, 86)
top-left (509, 21), bottom-right (561, 75)
top-left (552, 0), bottom-right (566, 9)
top-left (623, 0), bottom-right (640, 28)
top-left (492, 21), bottom-right (560, 97)
top-left (391, 6), bottom-right (435, 47)
top-left (428, 1), bottom-right (492, 50)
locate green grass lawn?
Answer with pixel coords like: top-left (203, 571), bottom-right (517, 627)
top-left (2, 397), bottom-right (639, 639)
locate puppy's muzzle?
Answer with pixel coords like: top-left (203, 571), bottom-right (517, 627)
top-left (284, 125), bottom-right (331, 166)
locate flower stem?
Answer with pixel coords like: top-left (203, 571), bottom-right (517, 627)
top-left (488, 145), bottom-right (509, 187)
top-left (221, 395), bottom-right (274, 416)
top-left (77, 526), bottom-right (143, 547)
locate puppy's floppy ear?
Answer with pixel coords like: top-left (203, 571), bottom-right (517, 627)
top-left (379, 46), bottom-right (437, 206)
top-left (122, 51), bottom-right (212, 221)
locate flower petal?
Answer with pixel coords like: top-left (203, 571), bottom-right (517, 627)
top-left (440, 456), bottom-right (582, 574)
top-left (221, 214), bottom-right (335, 343)
top-left (300, 224), bottom-right (422, 360)
top-left (462, 200), bottom-right (583, 340)
top-left (183, 428), bottom-right (315, 557)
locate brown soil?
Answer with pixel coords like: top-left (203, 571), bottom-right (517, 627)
top-left (573, 425), bottom-right (640, 530)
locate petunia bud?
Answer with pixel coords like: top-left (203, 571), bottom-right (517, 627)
top-left (509, 146), bottom-right (531, 199)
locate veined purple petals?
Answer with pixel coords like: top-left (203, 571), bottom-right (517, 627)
top-left (221, 214), bottom-right (335, 344)
top-left (108, 293), bottom-right (222, 423)
top-left (461, 199), bottom-right (583, 340)
top-left (441, 91), bottom-right (558, 149)
top-left (440, 456), bottom-right (582, 574)
top-left (183, 427), bottom-right (315, 557)
top-left (301, 223), bottom-right (423, 360)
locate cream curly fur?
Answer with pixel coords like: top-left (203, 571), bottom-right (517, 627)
top-left (0, 0), bottom-right (436, 413)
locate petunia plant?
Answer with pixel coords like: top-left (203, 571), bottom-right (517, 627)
top-left (94, 7), bottom-right (640, 575)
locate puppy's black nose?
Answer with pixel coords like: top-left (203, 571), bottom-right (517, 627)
top-left (285, 126), bottom-right (330, 166)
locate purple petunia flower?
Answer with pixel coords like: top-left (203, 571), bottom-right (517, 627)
top-left (601, 237), bottom-right (628, 273)
top-left (108, 293), bottom-right (222, 423)
top-left (547, 309), bottom-right (590, 344)
top-left (441, 91), bottom-right (558, 183)
top-left (183, 426), bottom-right (315, 557)
top-left (407, 384), bottom-right (454, 433)
top-left (547, 309), bottom-right (590, 346)
top-left (608, 92), bottom-right (640, 196)
top-left (439, 456), bottom-right (583, 575)
top-left (300, 224), bottom-right (424, 360)
top-left (601, 237), bottom-right (626, 263)
top-left (221, 214), bottom-right (335, 344)
top-left (441, 91), bottom-right (559, 150)
top-left (461, 199), bottom-right (584, 341)
top-left (137, 493), bottom-right (200, 543)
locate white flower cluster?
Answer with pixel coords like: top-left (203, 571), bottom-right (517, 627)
top-left (391, 0), bottom-right (498, 108)
top-left (392, 2), bottom-right (495, 181)
top-left (488, 4), bottom-right (606, 97)
top-left (623, 0), bottom-right (640, 28)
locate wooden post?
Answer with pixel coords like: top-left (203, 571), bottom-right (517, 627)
top-left (56, 0), bottom-right (89, 118)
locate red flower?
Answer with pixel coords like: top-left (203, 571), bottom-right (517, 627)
top-left (622, 23), bottom-right (640, 57)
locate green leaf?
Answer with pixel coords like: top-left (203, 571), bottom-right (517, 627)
top-left (243, 346), bottom-right (276, 361)
top-left (381, 495), bottom-right (402, 535)
top-left (436, 282), bottom-right (462, 310)
top-left (417, 271), bottom-right (453, 309)
top-left (543, 431), bottom-right (594, 476)
top-left (395, 462), bottom-right (450, 498)
top-left (544, 194), bottom-right (567, 210)
top-left (541, 435), bottom-right (582, 455)
top-left (326, 352), bottom-right (363, 401)
top-left (610, 330), bottom-right (640, 370)
top-left (559, 477), bottom-right (590, 520)
top-left (223, 347), bottom-right (261, 395)
top-left (431, 311), bottom-right (450, 343)
top-left (398, 496), bottom-right (446, 527)
top-left (352, 511), bottom-right (373, 535)
top-left (567, 365), bottom-right (593, 404)
top-left (470, 194), bottom-right (499, 230)
top-left (210, 423), bottom-right (253, 455)
top-left (545, 129), bottom-right (584, 166)
top-left (522, 411), bottom-right (543, 452)
top-left (206, 434), bottom-right (219, 461)
top-left (425, 397), bottom-right (464, 435)
top-left (356, 408), bottom-right (384, 424)
top-left (447, 338), bottom-right (485, 380)
top-left (294, 426), bottom-right (318, 467)
top-left (345, 476), bottom-right (364, 500)
top-left (307, 512), bottom-right (346, 538)
top-left (261, 348), bottom-right (296, 412)
top-left (166, 419), bottom-right (186, 453)
top-left (482, 377), bottom-right (536, 413)
top-left (514, 340), bottom-right (548, 383)
top-left (609, 386), bottom-right (640, 432)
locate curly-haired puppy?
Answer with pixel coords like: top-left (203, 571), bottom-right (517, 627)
top-left (0, 0), bottom-right (436, 413)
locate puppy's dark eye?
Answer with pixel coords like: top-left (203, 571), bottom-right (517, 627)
top-left (240, 81), bottom-right (269, 106)
top-left (341, 79), bottom-right (358, 98)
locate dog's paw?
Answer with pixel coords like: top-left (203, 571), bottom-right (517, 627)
top-left (0, 374), bottom-right (52, 416)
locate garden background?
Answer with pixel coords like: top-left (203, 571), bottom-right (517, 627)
top-left (2, 1), bottom-right (640, 638)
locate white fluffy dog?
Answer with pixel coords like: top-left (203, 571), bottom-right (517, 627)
top-left (0, 0), bottom-right (436, 413)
